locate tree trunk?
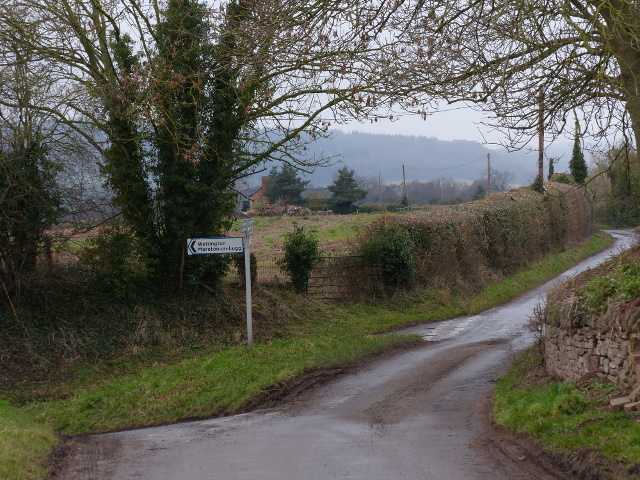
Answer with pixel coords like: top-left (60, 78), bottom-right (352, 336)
top-left (626, 95), bottom-right (640, 154)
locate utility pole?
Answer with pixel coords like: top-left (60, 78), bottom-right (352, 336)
top-left (402, 165), bottom-right (406, 198)
top-left (378, 171), bottom-right (382, 208)
top-left (538, 93), bottom-right (544, 183)
top-left (487, 153), bottom-right (491, 195)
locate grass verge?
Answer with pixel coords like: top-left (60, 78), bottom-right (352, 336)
top-left (347, 231), bottom-right (614, 323)
top-left (1, 230), bottom-right (615, 478)
top-left (493, 348), bottom-right (640, 476)
top-left (468, 231), bottom-right (613, 313)
top-left (0, 398), bottom-right (56, 480)
top-left (22, 332), bottom-right (414, 435)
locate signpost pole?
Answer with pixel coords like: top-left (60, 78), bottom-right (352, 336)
top-left (187, 219), bottom-right (254, 348)
top-left (241, 219), bottom-right (255, 349)
top-left (244, 230), bottom-right (253, 349)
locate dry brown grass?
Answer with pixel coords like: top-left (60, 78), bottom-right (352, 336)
top-left (225, 213), bottom-right (387, 283)
top-left (227, 213), bottom-right (386, 257)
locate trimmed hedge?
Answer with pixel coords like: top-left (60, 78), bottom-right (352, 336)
top-left (356, 183), bottom-right (593, 292)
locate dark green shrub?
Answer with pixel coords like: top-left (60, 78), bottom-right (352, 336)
top-left (277, 225), bottom-right (323, 293)
top-left (597, 150), bottom-right (640, 227)
top-left (569, 122), bottom-right (588, 184)
top-left (359, 223), bottom-right (415, 289)
top-left (0, 140), bottom-right (62, 296)
top-left (330, 202), bottom-right (354, 215)
top-left (231, 252), bottom-right (257, 287)
top-left (531, 175), bottom-right (544, 193)
top-left (357, 204), bottom-right (385, 213)
top-left (80, 224), bottom-right (150, 300)
top-left (386, 203), bottom-right (408, 212)
top-left (328, 166), bottom-right (367, 214)
top-left (550, 172), bottom-right (576, 185)
top-left (602, 195), bottom-right (640, 227)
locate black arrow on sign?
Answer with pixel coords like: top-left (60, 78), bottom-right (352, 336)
top-left (188, 239), bottom-right (197, 255)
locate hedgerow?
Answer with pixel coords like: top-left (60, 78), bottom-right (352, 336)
top-left (356, 183), bottom-right (593, 294)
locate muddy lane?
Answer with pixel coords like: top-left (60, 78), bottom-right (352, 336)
top-left (59, 231), bottom-right (635, 480)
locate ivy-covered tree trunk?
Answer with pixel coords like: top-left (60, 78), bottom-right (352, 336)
top-left (605, 152), bottom-right (640, 227)
top-left (103, 35), bottom-right (155, 246)
top-left (0, 141), bottom-right (61, 294)
top-left (150, 0), bottom-right (247, 288)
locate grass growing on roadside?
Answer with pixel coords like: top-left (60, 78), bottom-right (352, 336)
top-left (493, 349), bottom-right (640, 467)
top-left (24, 319), bottom-right (417, 435)
top-left (0, 398), bottom-right (56, 480)
top-left (2, 229), bottom-right (616, 479)
top-left (468, 232), bottom-right (613, 313)
top-left (21, 231), bottom-right (613, 436)
top-left (347, 232), bottom-right (614, 326)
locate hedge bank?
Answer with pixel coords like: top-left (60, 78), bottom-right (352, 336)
top-left (357, 183), bottom-right (593, 292)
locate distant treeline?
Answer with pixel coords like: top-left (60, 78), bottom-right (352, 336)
top-left (245, 130), bottom-right (571, 188)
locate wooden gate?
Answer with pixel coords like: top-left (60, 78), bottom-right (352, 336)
top-left (307, 255), bottom-right (380, 299)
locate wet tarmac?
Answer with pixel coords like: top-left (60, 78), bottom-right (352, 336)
top-left (58, 230), bottom-right (636, 480)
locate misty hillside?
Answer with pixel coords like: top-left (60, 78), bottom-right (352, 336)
top-left (246, 130), bottom-right (573, 188)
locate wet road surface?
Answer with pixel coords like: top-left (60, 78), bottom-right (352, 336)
top-left (60, 231), bottom-right (636, 480)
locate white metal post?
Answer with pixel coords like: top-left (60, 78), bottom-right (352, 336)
top-left (244, 232), bottom-right (252, 348)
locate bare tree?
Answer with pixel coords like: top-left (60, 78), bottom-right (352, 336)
top-left (9, 0), bottom-right (636, 288)
top-left (428, 177), bottom-right (464, 203)
top-left (0, 0), bottom-right (443, 286)
top-left (490, 169), bottom-right (516, 192)
top-left (4, 0), bottom-right (639, 173)
top-left (0, 0), bottom-right (440, 166)
top-left (381, 0), bottom-right (640, 154)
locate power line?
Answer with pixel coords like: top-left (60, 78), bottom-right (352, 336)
top-left (403, 154), bottom-right (488, 172)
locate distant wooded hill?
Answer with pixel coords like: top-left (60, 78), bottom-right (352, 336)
top-left (245, 130), bottom-right (573, 188)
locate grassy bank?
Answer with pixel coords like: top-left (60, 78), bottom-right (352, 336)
top-left (0, 399), bottom-right (56, 480)
top-left (492, 230), bottom-right (640, 479)
top-left (1, 231), bottom-right (614, 478)
top-left (493, 348), bottom-right (640, 478)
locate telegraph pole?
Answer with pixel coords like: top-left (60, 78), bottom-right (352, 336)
top-left (487, 153), bottom-right (491, 195)
top-left (538, 94), bottom-right (544, 183)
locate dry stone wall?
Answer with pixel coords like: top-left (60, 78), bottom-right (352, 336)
top-left (545, 325), bottom-right (640, 389)
top-left (543, 245), bottom-right (640, 390)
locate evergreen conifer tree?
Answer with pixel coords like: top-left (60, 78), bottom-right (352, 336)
top-left (570, 120), bottom-right (588, 184)
top-left (328, 166), bottom-right (367, 213)
top-left (264, 164), bottom-right (309, 204)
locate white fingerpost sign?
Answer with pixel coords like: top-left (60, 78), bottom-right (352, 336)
top-left (241, 218), bottom-right (254, 236)
top-left (187, 237), bottom-right (244, 255)
top-left (187, 223), bottom-right (255, 348)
